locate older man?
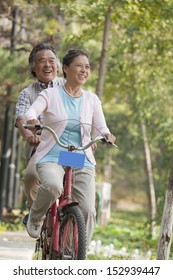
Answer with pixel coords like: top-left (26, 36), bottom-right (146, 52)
top-left (15, 43), bottom-right (65, 220)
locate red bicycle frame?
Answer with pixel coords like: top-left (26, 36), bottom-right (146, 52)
top-left (49, 166), bottom-right (75, 253)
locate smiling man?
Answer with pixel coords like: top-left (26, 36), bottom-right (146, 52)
top-left (15, 43), bottom-right (65, 218)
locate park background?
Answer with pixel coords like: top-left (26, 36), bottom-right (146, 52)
top-left (0, 0), bottom-right (173, 260)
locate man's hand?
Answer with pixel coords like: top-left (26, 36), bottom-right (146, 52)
top-left (26, 131), bottom-right (40, 146)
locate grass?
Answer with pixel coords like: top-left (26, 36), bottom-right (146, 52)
top-left (1, 208), bottom-right (173, 260)
top-left (87, 208), bottom-right (162, 260)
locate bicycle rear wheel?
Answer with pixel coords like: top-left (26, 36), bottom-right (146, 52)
top-left (59, 206), bottom-right (87, 260)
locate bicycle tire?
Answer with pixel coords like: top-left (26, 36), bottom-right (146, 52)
top-left (58, 206), bottom-right (87, 260)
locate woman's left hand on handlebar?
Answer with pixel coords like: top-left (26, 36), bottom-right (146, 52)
top-left (103, 133), bottom-right (116, 144)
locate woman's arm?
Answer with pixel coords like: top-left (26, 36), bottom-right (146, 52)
top-left (25, 95), bottom-right (47, 120)
top-left (24, 94), bottom-right (47, 143)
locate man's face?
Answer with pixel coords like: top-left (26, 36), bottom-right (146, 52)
top-left (33, 49), bottom-right (58, 84)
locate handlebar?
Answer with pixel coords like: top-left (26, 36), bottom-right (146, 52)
top-left (23, 124), bottom-right (118, 150)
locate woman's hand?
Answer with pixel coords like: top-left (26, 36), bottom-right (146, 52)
top-left (103, 133), bottom-right (116, 145)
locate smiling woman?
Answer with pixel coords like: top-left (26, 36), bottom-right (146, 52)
top-left (62, 50), bottom-right (91, 97)
top-left (24, 48), bottom-right (116, 247)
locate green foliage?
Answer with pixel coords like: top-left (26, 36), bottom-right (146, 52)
top-left (0, 47), bottom-right (33, 102)
top-left (88, 209), bottom-right (173, 260)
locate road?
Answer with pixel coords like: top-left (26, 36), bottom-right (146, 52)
top-left (0, 230), bottom-right (35, 260)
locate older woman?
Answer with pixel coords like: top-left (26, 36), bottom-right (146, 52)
top-left (25, 49), bottom-right (116, 246)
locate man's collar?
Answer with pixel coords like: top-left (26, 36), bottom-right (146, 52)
top-left (39, 77), bottom-right (58, 89)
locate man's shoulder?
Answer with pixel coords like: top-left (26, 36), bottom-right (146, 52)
top-left (20, 81), bottom-right (40, 94)
top-left (19, 81), bottom-right (41, 105)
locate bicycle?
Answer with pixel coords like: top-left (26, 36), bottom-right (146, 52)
top-left (24, 124), bottom-right (117, 260)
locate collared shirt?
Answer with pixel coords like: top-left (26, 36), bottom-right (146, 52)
top-left (16, 77), bottom-right (65, 119)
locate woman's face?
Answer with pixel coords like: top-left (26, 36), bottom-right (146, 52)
top-left (63, 55), bottom-right (90, 86)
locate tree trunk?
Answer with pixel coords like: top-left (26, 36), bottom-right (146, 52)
top-left (140, 113), bottom-right (157, 237)
top-left (96, 5), bottom-right (111, 99)
top-left (104, 150), bottom-right (112, 182)
top-left (157, 153), bottom-right (173, 259)
top-left (95, 5), bottom-right (112, 181)
top-left (11, 6), bottom-right (19, 53)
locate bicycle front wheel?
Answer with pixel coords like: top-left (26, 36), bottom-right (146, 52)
top-left (59, 206), bottom-right (87, 260)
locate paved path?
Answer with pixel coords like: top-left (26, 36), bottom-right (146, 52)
top-left (0, 230), bottom-right (35, 260)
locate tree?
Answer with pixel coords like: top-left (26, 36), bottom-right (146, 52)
top-left (96, 4), bottom-right (112, 99)
top-left (157, 153), bottom-right (173, 259)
